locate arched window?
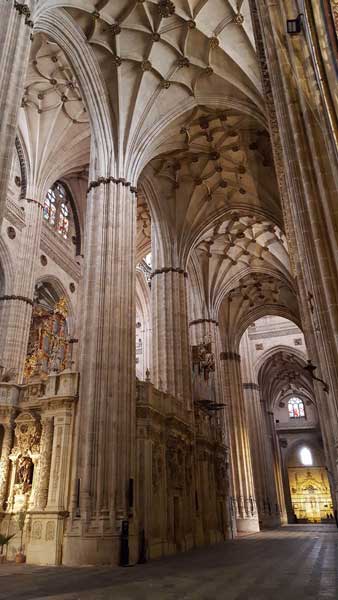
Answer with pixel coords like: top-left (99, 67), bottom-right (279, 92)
top-left (300, 446), bottom-right (313, 466)
top-left (288, 396), bottom-right (305, 419)
top-left (43, 182), bottom-right (72, 241)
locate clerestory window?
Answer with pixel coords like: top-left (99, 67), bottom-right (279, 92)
top-left (288, 396), bottom-right (305, 419)
top-left (43, 182), bottom-right (71, 240)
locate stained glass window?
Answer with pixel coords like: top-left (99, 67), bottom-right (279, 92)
top-left (58, 203), bottom-right (69, 239)
top-left (43, 189), bottom-right (56, 225)
top-left (288, 397), bottom-right (305, 419)
top-left (43, 182), bottom-right (73, 241)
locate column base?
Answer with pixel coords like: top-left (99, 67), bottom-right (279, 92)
top-left (259, 514), bottom-right (282, 529)
top-left (26, 513), bottom-right (65, 565)
top-left (236, 516), bottom-right (260, 534)
top-left (62, 528), bottom-right (139, 566)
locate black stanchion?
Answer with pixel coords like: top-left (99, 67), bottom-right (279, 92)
top-left (120, 519), bottom-right (129, 566)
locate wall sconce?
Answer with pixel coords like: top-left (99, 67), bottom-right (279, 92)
top-left (286, 14), bottom-right (303, 35)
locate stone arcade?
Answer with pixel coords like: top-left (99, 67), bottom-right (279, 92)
top-left (0, 0), bottom-right (337, 570)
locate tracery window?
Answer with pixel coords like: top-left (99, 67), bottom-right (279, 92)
top-left (288, 396), bottom-right (305, 419)
top-left (43, 182), bottom-right (71, 240)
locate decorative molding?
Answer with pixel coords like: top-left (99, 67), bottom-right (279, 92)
top-left (248, 327), bottom-right (300, 340)
top-left (13, 1), bottom-right (33, 28)
top-left (15, 136), bottom-right (27, 200)
top-left (220, 352), bottom-right (241, 362)
top-left (0, 294), bottom-right (33, 306)
top-left (5, 201), bottom-right (26, 231)
top-left (150, 267), bottom-right (188, 279)
top-left (189, 318), bottom-right (218, 327)
top-left (87, 176), bottom-right (137, 195)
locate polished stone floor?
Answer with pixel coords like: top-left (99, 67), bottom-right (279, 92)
top-left (0, 525), bottom-right (337, 599)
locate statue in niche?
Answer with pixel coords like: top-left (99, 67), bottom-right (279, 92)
top-left (192, 339), bottom-right (216, 405)
top-left (16, 456), bottom-right (33, 493)
top-left (24, 297), bottom-right (71, 381)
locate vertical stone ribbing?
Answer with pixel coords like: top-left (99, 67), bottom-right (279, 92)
top-left (221, 354), bottom-right (259, 533)
top-left (0, 418), bottom-right (14, 509)
top-left (1, 199), bottom-right (44, 382)
top-left (243, 386), bottom-right (282, 527)
top-left (76, 181), bottom-right (136, 523)
top-left (0, 3), bottom-right (31, 224)
top-left (152, 270), bottom-right (191, 405)
top-left (36, 416), bottom-right (54, 511)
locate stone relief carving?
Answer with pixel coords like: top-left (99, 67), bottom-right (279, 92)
top-left (45, 520), bottom-right (55, 541)
top-left (32, 520), bottom-right (42, 540)
top-left (152, 443), bottom-right (163, 491)
top-left (12, 412), bottom-right (41, 458)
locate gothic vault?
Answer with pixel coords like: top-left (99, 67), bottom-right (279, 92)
top-left (0, 0), bottom-right (337, 567)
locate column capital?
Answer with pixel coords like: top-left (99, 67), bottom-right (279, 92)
top-left (243, 382), bottom-right (260, 391)
top-left (220, 351), bottom-right (241, 362)
top-left (150, 266), bottom-right (188, 279)
top-left (87, 176), bottom-right (137, 195)
top-left (189, 318), bottom-right (218, 327)
top-left (0, 294), bottom-right (33, 306)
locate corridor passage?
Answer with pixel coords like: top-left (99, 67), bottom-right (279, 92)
top-left (0, 525), bottom-right (337, 600)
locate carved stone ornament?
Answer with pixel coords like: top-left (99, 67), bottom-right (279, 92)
top-left (166, 437), bottom-right (185, 489)
top-left (158, 0), bottom-right (175, 18)
top-left (12, 412), bottom-right (41, 458)
top-left (192, 342), bottom-right (215, 381)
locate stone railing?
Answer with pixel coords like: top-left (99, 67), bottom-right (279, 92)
top-left (136, 379), bottom-right (192, 424)
top-left (0, 382), bottom-right (21, 407)
top-left (275, 418), bottom-right (317, 431)
top-left (0, 371), bottom-right (79, 409)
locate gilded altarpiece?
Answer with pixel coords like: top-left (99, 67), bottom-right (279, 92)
top-left (0, 299), bottom-right (78, 564)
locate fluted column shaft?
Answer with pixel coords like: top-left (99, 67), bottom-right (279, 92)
top-left (152, 270), bottom-right (192, 405)
top-left (243, 385), bottom-right (283, 527)
top-left (36, 415), bottom-right (54, 510)
top-left (0, 1), bottom-right (31, 224)
top-left (0, 418), bottom-right (14, 509)
top-left (1, 199), bottom-right (44, 382)
top-left (221, 353), bottom-right (259, 533)
top-left (76, 181), bottom-right (136, 522)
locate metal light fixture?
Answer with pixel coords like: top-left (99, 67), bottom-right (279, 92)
top-left (286, 14), bottom-right (303, 35)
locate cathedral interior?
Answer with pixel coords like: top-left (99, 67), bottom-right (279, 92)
top-left (0, 0), bottom-right (337, 597)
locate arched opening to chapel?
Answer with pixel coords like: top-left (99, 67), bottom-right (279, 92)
top-left (240, 315), bottom-right (334, 527)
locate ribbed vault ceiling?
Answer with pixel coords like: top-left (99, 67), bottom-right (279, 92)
top-left (61, 0), bottom-right (262, 169)
top-left (14, 1), bottom-right (301, 333)
top-left (258, 350), bottom-right (314, 409)
top-left (19, 34), bottom-right (90, 199)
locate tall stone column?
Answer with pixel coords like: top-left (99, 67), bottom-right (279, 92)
top-left (249, 0), bottom-right (338, 498)
top-left (64, 177), bottom-right (137, 565)
top-left (0, 198), bottom-right (44, 382)
top-left (36, 415), bottom-right (54, 511)
top-left (221, 352), bottom-right (259, 533)
top-left (0, 415), bottom-right (14, 510)
top-left (151, 268), bottom-right (192, 406)
top-left (243, 384), bottom-right (282, 528)
top-left (0, 1), bottom-right (32, 224)
top-left (265, 409), bottom-right (287, 524)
